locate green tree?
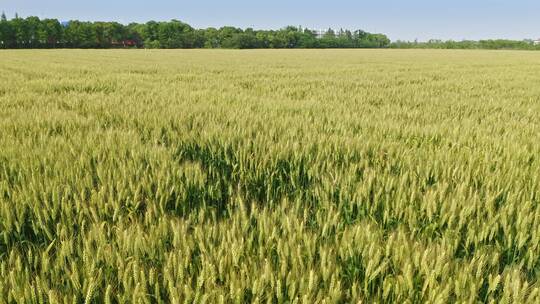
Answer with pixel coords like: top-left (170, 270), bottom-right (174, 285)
top-left (323, 28), bottom-right (335, 39)
top-left (137, 21), bottom-right (160, 48)
top-left (157, 20), bottom-right (194, 48)
top-left (64, 21), bottom-right (97, 48)
top-left (0, 12), bottom-right (10, 48)
top-left (25, 16), bottom-right (42, 47)
top-left (38, 19), bottom-right (63, 47)
top-left (218, 26), bottom-right (242, 48)
top-left (255, 31), bottom-right (271, 48)
top-left (125, 23), bottom-right (143, 47)
top-left (94, 22), bottom-right (125, 47)
top-left (298, 29), bottom-right (317, 48)
top-left (203, 27), bottom-right (219, 48)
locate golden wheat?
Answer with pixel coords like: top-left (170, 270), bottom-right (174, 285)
top-left (1, 49), bottom-right (540, 303)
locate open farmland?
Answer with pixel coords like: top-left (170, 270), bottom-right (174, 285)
top-left (1, 49), bottom-right (540, 303)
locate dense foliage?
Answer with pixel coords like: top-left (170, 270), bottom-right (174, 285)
top-left (391, 39), bottom-right (540, 50)
top-left (2, 12), bottom-right (539, 50)
top-left (2, 49), bottom-right (540, 302)
top-left (0, 13), bottom-right (390, 49)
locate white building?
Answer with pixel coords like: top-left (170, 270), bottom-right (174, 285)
top-left (534, 39), bottom-right (540, 46)
top-left (314, 30), bottom-right (327, 39)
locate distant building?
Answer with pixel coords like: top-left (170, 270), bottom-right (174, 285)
top-left (111, 40), bottom-right (138, 48)
top-left (314, 29), bottom-right (337, 39)
top-left (534, 39), bottom-right (540, 46)
top-left (314, 30), bottom-right (326, 39)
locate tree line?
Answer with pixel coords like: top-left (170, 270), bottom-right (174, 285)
top-left (3, 13), bottom-right (538, 50)
top-left (0, 13), bottom-right (390, 49)
top-left (390, 39), bottom-right (540, 50)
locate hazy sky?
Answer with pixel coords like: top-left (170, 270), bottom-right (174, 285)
top-left (1, 0), bottom-right (539, 41)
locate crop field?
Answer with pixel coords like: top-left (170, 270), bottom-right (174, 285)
top-left (1, 49), bottom-right (540, 303)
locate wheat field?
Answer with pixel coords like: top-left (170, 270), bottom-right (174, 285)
top-left (1, 49), bottom-right (540, 303)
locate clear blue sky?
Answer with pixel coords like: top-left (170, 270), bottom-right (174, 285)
top-left (1, 0), bottom-right (539, 41)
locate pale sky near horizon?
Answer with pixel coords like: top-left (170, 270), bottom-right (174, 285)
top-left (1, 0), bottom-right (539, 41)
